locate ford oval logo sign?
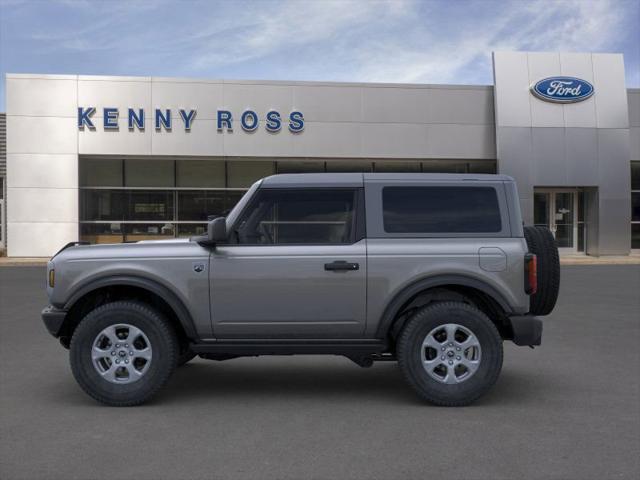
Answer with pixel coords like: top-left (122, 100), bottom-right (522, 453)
top-left (531, 77), bottom-right (594, 103)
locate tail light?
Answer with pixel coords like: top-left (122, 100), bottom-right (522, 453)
top-left (524, 253), bottom-right (537, 295)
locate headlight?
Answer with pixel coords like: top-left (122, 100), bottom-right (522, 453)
top-left (48, 269), bottom-right (55, 288)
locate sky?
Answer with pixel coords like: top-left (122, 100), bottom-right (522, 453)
top-left (0, 0), bottom-right (639, 111)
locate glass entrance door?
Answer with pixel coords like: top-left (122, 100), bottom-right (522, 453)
top-left (553, 192), bottom-right (575, 250)
top-left (534, 189), bottom-right (578, 253)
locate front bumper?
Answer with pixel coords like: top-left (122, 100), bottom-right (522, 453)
top-left (41, 305), bottom-right (68, 338)
top-left (508, 315), bottom-right (543, 346)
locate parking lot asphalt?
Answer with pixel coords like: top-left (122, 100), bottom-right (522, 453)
top-left (1, 265), bottom-right (639, 480)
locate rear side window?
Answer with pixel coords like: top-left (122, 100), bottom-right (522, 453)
top-left (382, 186), bottom-right (502, 233)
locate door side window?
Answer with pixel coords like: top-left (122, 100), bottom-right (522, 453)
top-left (232, 189), bottom-right (357, 245)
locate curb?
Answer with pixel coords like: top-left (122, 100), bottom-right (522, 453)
top-left (0, 258), bottom-right (49, 266)
top-left (560, 257), bottom-right (640, 265)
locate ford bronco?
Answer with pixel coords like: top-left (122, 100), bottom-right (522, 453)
top-left (42, 173), bottom-right (560, 406)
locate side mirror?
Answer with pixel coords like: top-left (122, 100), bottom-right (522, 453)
top-left (208, 217), bottom-right (227, 244)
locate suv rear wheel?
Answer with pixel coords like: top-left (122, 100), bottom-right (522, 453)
top-left (69, 301), bottom-right (178, 406)
top-left (397, 302), bottom-right (503, 406)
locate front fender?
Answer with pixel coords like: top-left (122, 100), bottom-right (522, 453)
top-left (61, 274), bottom-right (199, 339)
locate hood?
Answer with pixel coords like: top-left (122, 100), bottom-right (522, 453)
top-left (52, 238), bottom-right (198, 262)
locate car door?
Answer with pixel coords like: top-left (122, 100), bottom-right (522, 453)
top-left (209, 187), bottom-right (366, 338)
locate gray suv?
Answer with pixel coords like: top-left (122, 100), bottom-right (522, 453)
top-left (42, 173), bottom-right (560, 406)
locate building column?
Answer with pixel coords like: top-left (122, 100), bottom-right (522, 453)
top-left (6, 74), bottom-right (79, 257)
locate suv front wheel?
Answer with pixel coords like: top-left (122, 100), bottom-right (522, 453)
top-left (397, 302), bottom-right (503, 406)
top-left (70, 301), bottom-right (178, 406)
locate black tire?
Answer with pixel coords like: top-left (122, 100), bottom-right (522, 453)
top-left (397, 302), bottom-right (503, 406)
top-left (524, 225), bottom-right (560, 316)
top-left (70, 301), bottom-right (178, 406)
top-left (177, 349), bottom-right (197, 367)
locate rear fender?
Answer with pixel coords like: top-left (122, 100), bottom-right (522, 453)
top-left (375, 274), bottom-right (513, 339)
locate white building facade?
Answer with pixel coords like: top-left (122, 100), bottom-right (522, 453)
top-left (3, 51), bottom-right (640, 256)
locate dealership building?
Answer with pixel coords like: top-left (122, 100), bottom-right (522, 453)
top-left (1, 51), bottom-right (639, 257)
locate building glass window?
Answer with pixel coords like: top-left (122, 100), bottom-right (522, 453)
top-left (177, 190), bottom-right (240, 221)
top-left (422, 161), bottom-right (465, 173)
top-left (80, 223), bottom-right (124, 244)
top-left (631, 193), bottom-right (640, 222)
top-left (632, 224), bottom-right (640, 250)
top-left (276, 161), bottom-right (325, 173)
top-left (128, 191), bottom-right (174, 221)
top-left (325, 161), bottom-right (372, 172)
top-left (632, 162), bottom-right (640, 249)
top-left (374, 161), bottom-right (421, 172)
top-left (632, 161), bottom-right (640, 190)
top-left (125, 159), bottom-right (175, 187)
top-left (80, 190), bottom-right (126, 221)
top-left (0, 178), bottom-right (4, 247)
top-left (177, 223), bottom-right (208, 237)
top-left (577, 190), bottom-right (586, 252)
top-left (420, 160), bottom-right (496, 174)
top-left (79, 157), bottom-right (499, 244)
top-left (227, 161), bottom-right (274, 188)
top-left (534, 192), bottom-right (549, 228)
top-left (468, 161), bottom-right (497, 174)
top-left (176, 160), bottom-right (225, 188)
top-left (124, 223), bottom-right (176, 242)
top-left (80, 158), bottom-right (123, 187)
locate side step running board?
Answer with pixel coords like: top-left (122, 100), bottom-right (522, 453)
top-left (190, 339), bottom-right (388, 357)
